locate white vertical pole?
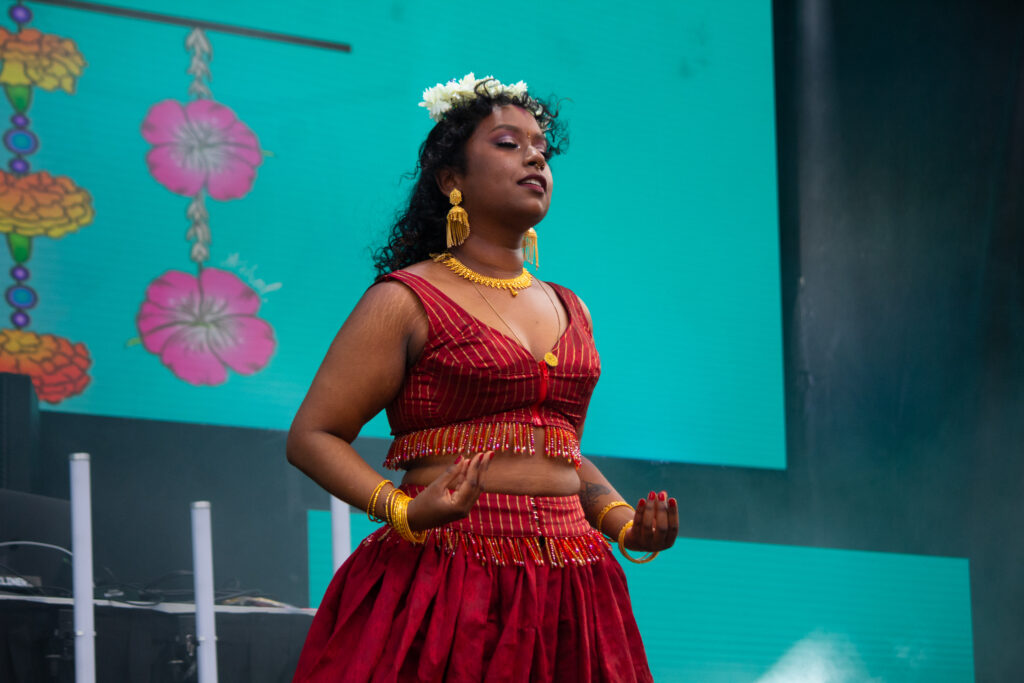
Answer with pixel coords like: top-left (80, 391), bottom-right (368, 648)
top-left (330, 496), bottom-right (350, 570)
top-left (190, 501), bottom-right (218, 683)
top-left (69, 452), bottom-right (95, 683)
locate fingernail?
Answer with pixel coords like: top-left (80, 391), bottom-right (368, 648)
top-left (658, 491), bottom-right (666, 501)
top-left (669, 498), bottom-right (677, 508)
top-left (453, 456), bottom-right (462, 464)
top-left (648, 491), bottom-right (656, 500)
top-left (638, 498), bottom-right (646, 507)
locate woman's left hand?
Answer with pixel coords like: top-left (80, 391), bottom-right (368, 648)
top-left (623, 490), bottom-right (679, 552)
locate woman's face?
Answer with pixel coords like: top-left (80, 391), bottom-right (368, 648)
top-left (445, 105), bottom-right (553, 229)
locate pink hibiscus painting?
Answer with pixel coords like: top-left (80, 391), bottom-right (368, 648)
top-left (136, 268), bottom-right (275, 385)
top-left (141, 99), bottom-right (262, 200)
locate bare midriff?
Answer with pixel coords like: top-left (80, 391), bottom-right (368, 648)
top-left (399, 425), bottom-right (581, 496)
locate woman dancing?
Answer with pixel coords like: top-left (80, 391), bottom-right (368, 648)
top-left (288, 74), bottom-right (678, 682)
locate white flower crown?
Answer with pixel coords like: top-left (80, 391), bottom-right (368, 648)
top-left (419, 73), bottom-right (530, 122)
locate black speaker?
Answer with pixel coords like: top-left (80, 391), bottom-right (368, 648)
top-left (0, 372), bottom-right (40, 493)
top-left (0, 488), bottom-right (71, 595)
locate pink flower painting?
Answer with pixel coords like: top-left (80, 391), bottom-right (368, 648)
top-left (136, 268), bottom-right (275, 385)
top-left (141, 99), bottom-right (262, 200)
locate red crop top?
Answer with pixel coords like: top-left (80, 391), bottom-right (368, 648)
top-left (381, 270), bottom-right (601, 469)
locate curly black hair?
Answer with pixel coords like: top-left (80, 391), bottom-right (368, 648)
top-left (372, 81), bottom-right (567, 279)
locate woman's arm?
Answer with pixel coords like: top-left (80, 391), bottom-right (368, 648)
top-left (286, 281), bottom-right (490, 529)
top-left (577, 457), bottom-right (678, 552)
top-left (572, 295), bottom-right (677, 552)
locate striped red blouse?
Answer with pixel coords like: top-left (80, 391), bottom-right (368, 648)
top-left (381, 270), bottom-right (601, 469)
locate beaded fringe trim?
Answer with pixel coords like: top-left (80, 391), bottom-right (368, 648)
top-left (384, 422), bottom-right (582, 469)
top-left (369, 526), bottom-right (609, 568)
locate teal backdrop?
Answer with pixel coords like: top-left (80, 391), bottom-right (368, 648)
top-left (9, 0), bottom-right (785, 468)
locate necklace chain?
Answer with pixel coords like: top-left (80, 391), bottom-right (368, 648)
top-left (434, 251), bottom-right (532, 296)
top-left (474, 281), bottom-right (563, 368)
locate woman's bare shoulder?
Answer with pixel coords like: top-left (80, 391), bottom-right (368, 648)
top-left (351, 276), bottom-right (425, 331)
top-left (398, 258), bottom-right (449, 283)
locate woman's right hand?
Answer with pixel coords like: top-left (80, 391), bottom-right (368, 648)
top-left (405, 451), bottom-right (494, 531)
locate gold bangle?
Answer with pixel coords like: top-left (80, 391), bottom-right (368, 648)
top-left (385, 487), bottom-right (397, 524)
top-left (388, 490), bottom-right (427, 544)
top-left (403, 493), bottom-right (428, 544)
top-left (595, 501), bottom-right (634, 538)
top-left (617, 521), bottom-right (658, 564)
top-left (382, 487), bottom-right (400, 523)
top-left (366, 479), bottom-right (392, 522)
top-left (401, 493), bottom-right (428, 544)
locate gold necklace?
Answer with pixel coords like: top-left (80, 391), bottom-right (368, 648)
top-left (434, 252), bottom-right (532, 296)
top-left (474, 282), bottom-right (562, 368)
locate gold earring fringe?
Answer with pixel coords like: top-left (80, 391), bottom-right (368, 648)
top-left (522, 228), bottom-right (539, 268)
top-left (446, 189), bottom-right (470, 248)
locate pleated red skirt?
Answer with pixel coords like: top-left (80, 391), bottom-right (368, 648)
top-left (293, 487), bottom-right (653, 682)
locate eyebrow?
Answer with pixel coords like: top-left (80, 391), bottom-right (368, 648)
top-left (488, 124), bottom-right (548, 148)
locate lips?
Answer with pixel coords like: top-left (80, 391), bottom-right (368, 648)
top-left (518, 174), bottom-right (547, 192)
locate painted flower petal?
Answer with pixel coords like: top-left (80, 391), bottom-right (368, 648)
top-left (199, 268), bottom-right (261, 315)
top-left (223, 124), bottom-right (263, 165)
top-left (205, 154), bottom-right (258, 200)
top-left (210, 315), bottom-right (276, 376)
top-left (220, 114), bottom-right (259, 143)
top-left (160, 325), bottom-right (228, 386)
top-left (136, 302), bottom-right (185, 353)
top-left (147, 145), bottom-right (206, 197)
top-left (185, 99), bottom-right (240, 131)
top-left (141, 100), bottom-right (187, 145)
top-left (143, 270), bottom-right (200, 312)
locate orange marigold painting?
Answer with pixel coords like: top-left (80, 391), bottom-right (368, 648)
top-left (0, 27), bottom-right (86, 93)
top-left (0, 170), bottom-right (94, 238)
top-left (0, 328), bottom-right (91, 403)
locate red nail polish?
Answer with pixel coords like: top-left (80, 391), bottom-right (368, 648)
top-left (638, 498), bottom-right (645, 507)
top-left (669, 498), bottom-right (677, 508)
top-left (648, 491), bottom-right (656, 500)
top-left (453, 456), bottom-right (462, 464)
top-left (659, 491), bottom-right (666, 501)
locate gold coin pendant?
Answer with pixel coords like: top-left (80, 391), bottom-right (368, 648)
top-left (543, 352), bottom-right (559, 368)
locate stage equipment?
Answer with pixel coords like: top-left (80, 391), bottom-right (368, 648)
top-left (69, 452), bottom-right (95, 683)
top-left (0, 372), bottom-right (39, 492)
top-left (330, 496), bottom-right (350, 571)
top-left (190, 501), bottom-right (218, 683)
top-left (0, 489), bottom-right (72, 594)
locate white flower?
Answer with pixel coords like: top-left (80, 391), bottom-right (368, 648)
top-left (418, 73), bottom-right (532, 122)
top-left (480, 76), bottom-right (503, 97)
top-left (505, 80), bottom-right (528, 97)
top-left (456, 72), bottom-right (479, 96)
top-left (419, 86), bottom-right (452, 120)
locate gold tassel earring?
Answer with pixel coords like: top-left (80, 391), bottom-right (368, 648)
top-left (522, 228), bottom-right (539, 268)
top-left (446, 189), bottom-right (470, 248)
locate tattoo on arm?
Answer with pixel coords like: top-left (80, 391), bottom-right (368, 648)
top-left (578, 480), bottom-right (612, 510)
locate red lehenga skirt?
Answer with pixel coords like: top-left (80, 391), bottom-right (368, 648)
top-left (293, 486), bottom-right (653, 682)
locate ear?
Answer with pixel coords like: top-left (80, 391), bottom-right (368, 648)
top-left (435, 167), bottom-right (461, 198)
